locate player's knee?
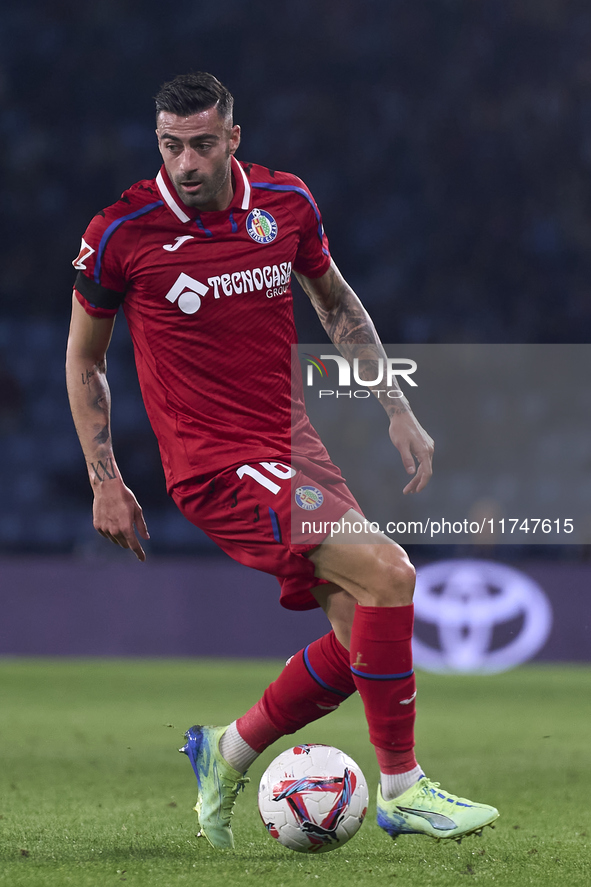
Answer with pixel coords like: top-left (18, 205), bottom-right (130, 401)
top-left (367, 548), bottom-right (415, 607)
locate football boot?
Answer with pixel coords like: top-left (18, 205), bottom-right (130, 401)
top-left (179, 724), bottom-right (249, 850)
top-left (377, 777), bottom-right (499, 843)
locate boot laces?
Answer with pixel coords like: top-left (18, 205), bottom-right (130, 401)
top-left (219, 774), bottom-right (250, 819)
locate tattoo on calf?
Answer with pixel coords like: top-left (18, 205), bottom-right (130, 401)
top-left (90, 458), bottom-right (117, 482)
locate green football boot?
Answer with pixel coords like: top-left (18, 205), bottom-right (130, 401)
top-left (179, 725), bottom-right (249, 850)
top-left (377, 777), bottom-right (499, 843)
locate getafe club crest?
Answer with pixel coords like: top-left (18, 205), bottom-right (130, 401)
top-left (246, 208), bottom-right (278, 244)
top-left (295, 486), bottom-right (324, 510)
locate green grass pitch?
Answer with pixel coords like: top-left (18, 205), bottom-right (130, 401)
top-left (0, 659), bottom-right (589, 887)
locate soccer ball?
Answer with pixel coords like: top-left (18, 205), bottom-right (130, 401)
top-left (257, 744), bottom-right (369, 853)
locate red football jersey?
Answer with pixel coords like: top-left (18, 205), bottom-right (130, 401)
top-left (73, 157), bottom-right (334, 490)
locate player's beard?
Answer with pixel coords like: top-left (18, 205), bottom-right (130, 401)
top-left (172, 155), bottom-right (232, 211)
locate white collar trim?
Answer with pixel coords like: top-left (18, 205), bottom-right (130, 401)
top-left (234, 158), bottom-right (251, 210)
top-left (156, 170), bottom-right (191, 223)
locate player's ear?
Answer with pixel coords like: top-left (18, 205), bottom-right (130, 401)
top-left (229, 124), bottom-right (241, 156)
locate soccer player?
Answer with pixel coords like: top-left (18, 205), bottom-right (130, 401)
top-left (66, 72), bottom-right (499, 850)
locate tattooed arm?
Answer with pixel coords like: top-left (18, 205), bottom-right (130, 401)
top-left (295, 259), bottom-right (434, 493)
top-left (65, 294), bottom-right (149, 559)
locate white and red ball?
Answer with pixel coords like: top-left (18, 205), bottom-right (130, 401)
top-left (258, 744), bottom-right (369, 853)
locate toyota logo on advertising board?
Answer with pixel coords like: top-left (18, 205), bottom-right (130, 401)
top-left (412, 560), bottom-right (553, 674)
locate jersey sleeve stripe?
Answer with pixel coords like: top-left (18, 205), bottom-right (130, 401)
top-left (251, 183), bottom-right (329, 255)
top-left (94, 200), bottom-right (163, 284)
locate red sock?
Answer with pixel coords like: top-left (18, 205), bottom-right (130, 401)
top-left (236, 631), bottom-right (356, 753)
top-left (350, 604), bottom-right (417, 772)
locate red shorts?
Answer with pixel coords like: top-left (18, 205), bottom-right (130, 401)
top-left (171, 455), bottom-right (362, 611)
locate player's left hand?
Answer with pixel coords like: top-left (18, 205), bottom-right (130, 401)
top-left (388, 409), bottom-right (434, 494)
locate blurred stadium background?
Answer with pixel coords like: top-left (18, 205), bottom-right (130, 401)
top-left (1, 0), bottom-right (590, 666)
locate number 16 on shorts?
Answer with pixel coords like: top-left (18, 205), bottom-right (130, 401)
top-left (236, 462), bottom-right (296, 494)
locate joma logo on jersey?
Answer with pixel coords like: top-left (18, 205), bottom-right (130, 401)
top-left (165, 263), bottom-right (292, 315)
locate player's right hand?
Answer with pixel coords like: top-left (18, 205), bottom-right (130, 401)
top-left (92, 479), bottom-right (150, 561)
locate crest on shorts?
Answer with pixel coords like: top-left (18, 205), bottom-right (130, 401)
top-left (246, 208), bottom-right (278, 244)
top-left (295, 486), bottom-right (324, 510)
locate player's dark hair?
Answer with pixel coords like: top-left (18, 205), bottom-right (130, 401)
top-left (155, 72), bottom-right (234, 123)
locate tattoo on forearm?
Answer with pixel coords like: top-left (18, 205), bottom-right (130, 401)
top-left (90, 458), bottom-right (116, 482)
top-left (93, 424), bottom-right (110, 445)
top-left (91, 390), bottom-right (108, 411)
top-left (327, 300), bottom-right (374, 344)
top-left (301, 266), bottom-right (410, 414)
top-left (308, 269), bottom-right (376, 346)
top-left (81, 360), bottom-right (105, 386)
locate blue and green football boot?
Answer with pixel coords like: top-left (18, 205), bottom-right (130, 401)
top-left (179, 725), bottom-right (249, 850)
